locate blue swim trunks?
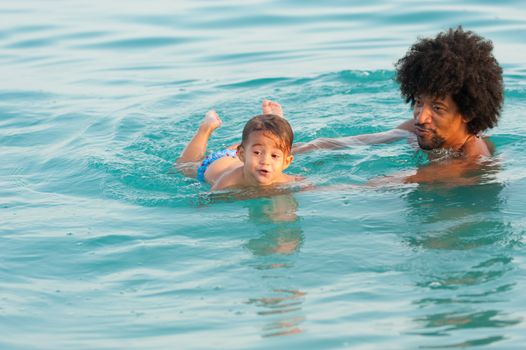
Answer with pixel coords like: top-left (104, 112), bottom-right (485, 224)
top-left (197, 149), bottom-right (238, 182)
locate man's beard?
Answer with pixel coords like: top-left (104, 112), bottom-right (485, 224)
top-left (417, 132), bottom-right (445, 150)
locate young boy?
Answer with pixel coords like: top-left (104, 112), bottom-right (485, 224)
top-left (176, 100), bottom-right (300, 191)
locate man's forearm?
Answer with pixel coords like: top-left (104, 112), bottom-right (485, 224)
top-left (292, 128), bottom-right (412, 154)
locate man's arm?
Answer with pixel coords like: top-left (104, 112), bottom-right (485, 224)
top-left (404, 158), bottom-right (486, 185)
top-left (366, 157), bottom-right (485, 187)
top-left (292, 121), bottom-right (414, 154)
top-left (396, 119), bottom-right (415, 132)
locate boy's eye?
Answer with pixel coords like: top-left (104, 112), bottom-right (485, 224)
top-left (253, 151), bottom-right (261, 155)
top-left (272, 154), bottom-right (280, 159)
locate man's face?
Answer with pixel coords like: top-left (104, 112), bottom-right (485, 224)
top-left (413, 94), bottom-right (467, 151)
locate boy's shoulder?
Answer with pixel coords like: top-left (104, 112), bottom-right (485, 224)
top-left (211, 166), bottom-right (244, 191)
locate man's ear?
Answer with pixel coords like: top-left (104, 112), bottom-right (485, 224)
top-left (460, 112), bottom-right (472, 123)
top-left (237, 145), bottom-right (245, 163)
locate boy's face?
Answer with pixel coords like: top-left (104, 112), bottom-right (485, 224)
top-left (238, 131), bottom-right (293, 186)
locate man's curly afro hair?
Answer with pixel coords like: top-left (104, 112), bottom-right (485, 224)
top-left (395, 27), bottom-right (503, 135)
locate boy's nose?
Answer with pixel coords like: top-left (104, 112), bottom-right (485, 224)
top-left (259, 154), bottom-right (270, 164)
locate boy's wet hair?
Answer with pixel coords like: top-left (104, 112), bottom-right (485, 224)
top-left (395, 26), bottom-right (504, 135)
top-left (239, 114), bottom-right (294, 154)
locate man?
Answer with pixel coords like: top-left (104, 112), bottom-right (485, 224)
top-left (293, 27), bottom-right (504, 184)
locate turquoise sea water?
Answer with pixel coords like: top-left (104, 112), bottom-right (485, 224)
top-left (1, 1), bottom-right (526, 349)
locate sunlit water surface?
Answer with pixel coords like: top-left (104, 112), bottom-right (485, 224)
top-left (1, 0), bottom-right (526, 349)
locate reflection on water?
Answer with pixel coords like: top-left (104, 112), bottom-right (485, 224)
top-left (247, 289), bottom-right (306, 338)
top-left (404, 181), bottom-right (510, 249)
top-left (243, 195), bottom-right (306, 338)
top-left (416, 310), bottom-right (520, 334)
top-left (419, 336), bottom-right (506, 349)
top-left (247, 193), bottom-right (300, 225)
top-left (402, 181), bottom-right (523, 348)
top-left (246, 226), bottom-right (303, 257)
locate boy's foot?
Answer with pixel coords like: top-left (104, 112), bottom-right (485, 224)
top-left (262, 99), bottom-right (284, 118)
top-left (200, 110), bottom-right (222, 131)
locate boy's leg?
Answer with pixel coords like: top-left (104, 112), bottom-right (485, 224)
top-left (262, 99), bottom-right (284, 118)
top-left (175, 110), bottom-right (222, 177)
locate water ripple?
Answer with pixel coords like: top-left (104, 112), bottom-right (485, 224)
top-left (78, 36), bottom-right (196, 50)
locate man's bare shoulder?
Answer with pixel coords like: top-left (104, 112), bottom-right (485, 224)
top-left (463, 136), bottom-right (493, 158)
